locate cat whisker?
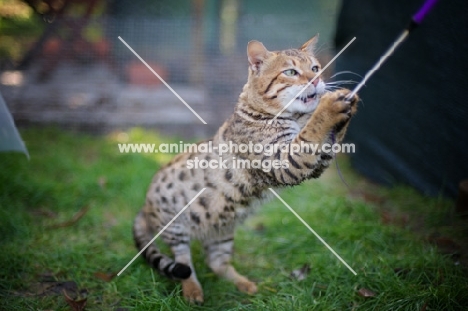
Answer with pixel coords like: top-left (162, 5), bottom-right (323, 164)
top-left (325, 80), bottom-right (358, 91)
top-left (314, 42), bottom-right (332, 55)
top-left (329, 71), bottom-right (362, 79)
top-left (325, 80), bottom-right (357, 85)
top-left (325, 86), bottom-right (342, 92)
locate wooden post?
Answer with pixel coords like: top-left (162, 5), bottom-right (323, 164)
top-left (219, 0), bottom-right (239, 55)
top-left (190, 0), bottom-right (205, 85)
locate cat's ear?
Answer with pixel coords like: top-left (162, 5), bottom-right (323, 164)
top-left (247, 40), bottom-right (270, 71)
top-left (300, 34), bottom-right (319, 55)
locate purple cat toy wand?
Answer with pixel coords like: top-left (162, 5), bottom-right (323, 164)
top-left (347, 0), bottom-right (440, 99)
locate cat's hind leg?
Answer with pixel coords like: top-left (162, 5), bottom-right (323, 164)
top-left (135, 208), bottom-right (203, 303)
top-left (203, 235), bottom-right (257, 295)
top-left (155, 217), bottom-right (201, 303)
top-left (170, 243), bottom-right (204, 304)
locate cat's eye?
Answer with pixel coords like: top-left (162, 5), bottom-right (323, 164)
top-left (311, 66), bottom-right (319, 73)
top-left (283, 69), bottom-right (298, 76)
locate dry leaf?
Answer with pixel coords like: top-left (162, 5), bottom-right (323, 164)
top-left (48, 206), bottom-right (90, 229)
top-left (357, 287), bottom-right (376, 298)
top-left (290, 263), bottom-right (310, 281)
top-left (63, 289), bottom-right (87, 311)
top-left (31, 208), bottom-right (58, 218)
top-left (27, 281), bottom-right (78, 297)
top-left (38, 272), bottom-right (57, 282)
top-left (94, 271), bottom-right (116, 282)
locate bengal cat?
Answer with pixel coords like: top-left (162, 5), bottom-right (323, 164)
top-left (133, 35), bottom-right (358, 303)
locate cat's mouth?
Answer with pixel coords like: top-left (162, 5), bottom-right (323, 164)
top-left (296, 92), bottom-right (317, 104)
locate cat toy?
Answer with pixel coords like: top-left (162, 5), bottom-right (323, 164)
top-left (346, 0), bottom-right (439, 99)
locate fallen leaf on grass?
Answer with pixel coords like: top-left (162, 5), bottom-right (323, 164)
top-left (63, 289), bottom-right (87, 311)
top-left (31, 281), bottom-right (78, 296)
top-left (38, 271), bottom-right (59, 282)
top-left (290, 263), bottom-right (310, 281)
top-left (94, 271), bottom-right (116, 282)
top-left (48, 206), bottom-right (90, 229)
top-left (31, 208), bottom-right (58, 219)
top-left (357, 287), bottom-right (376, 298)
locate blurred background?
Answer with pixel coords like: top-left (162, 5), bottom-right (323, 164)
top-left (0, 0), bottom-right (339, 138)
top-left (0, 0), bottom-right (467, 200)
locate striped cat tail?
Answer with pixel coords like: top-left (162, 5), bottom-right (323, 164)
top-left (132, 211), bottom-right (192, 280)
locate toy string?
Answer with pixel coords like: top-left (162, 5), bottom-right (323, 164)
top-left (346, 0), bottom-right (439, 99)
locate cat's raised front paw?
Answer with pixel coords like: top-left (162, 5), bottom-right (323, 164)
top-left (318, 89), bottom-right (358, 130)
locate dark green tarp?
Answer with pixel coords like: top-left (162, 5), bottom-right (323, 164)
top-left (334, 0), bottom-right (468, 197)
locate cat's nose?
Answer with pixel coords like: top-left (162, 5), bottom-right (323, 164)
top-left (311, 77), bottom-right (320, 87)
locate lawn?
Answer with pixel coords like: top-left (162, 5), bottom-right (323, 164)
top-left (0, 127), bottom-right (467, 310)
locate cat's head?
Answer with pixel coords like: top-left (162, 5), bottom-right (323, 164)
top-left (246, 35), bottom-right (326, 115)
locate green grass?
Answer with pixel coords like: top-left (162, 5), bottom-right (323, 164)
top-left (1, 127), bottom-right (467, 310)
